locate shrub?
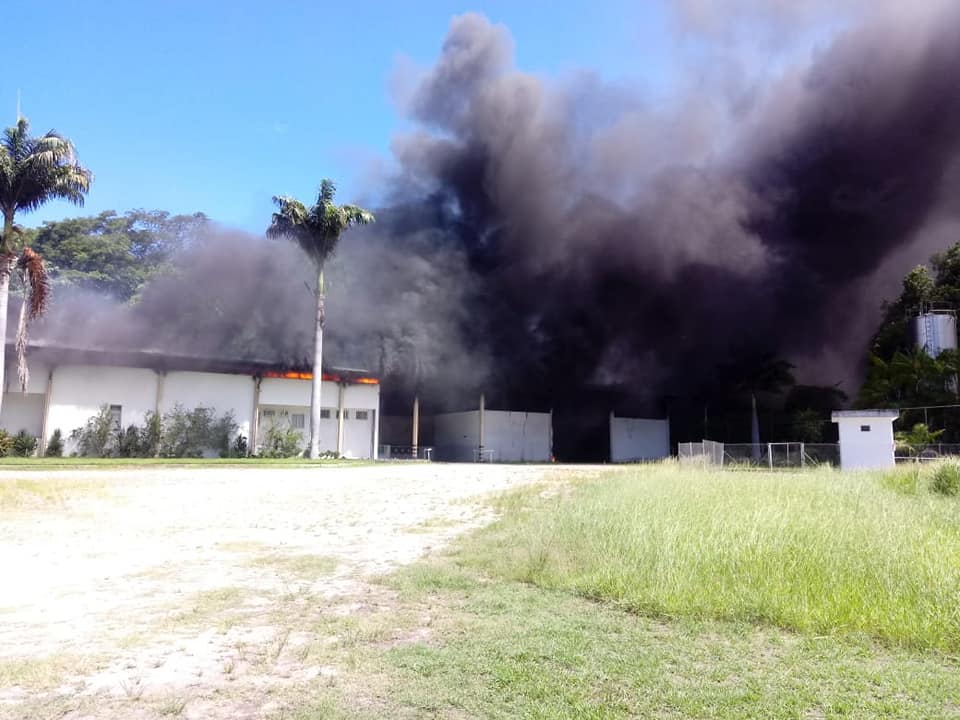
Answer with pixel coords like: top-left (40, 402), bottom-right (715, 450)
top-left (159, 404), bottom-right (237, 458)
top-left (259, 421), bottom-right (303, 458)
top-left (895, 423), bottom-right (945, 457)
top-left (11, 430), bottom-right (37, 457)
top-left (140, 411), bottom-right (162, 457)
top-left (230, 434), bottom-right (248, 458)
top-left (930, 461), bottom-right (960, 496)
top-left (880, 464), bottom-right (922, 495)
top-left (71, 405), bottom-right (237, 458)
top-left (115, 425), bottom-right (144, 458)
top-left (44, 429), bottom-right (64, 457)
top-left (0, 430), bottom-right (11, 457)
top-left (71, 405), bottom-right (117, 458)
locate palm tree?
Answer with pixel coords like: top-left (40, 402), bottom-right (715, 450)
top-left (266, 179), bottom-right (374, 458)
top-left (0, 117), bottom-right (91, 415)
top-left (719, 352), bottom-right (795, 457)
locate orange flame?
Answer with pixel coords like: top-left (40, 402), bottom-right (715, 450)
top-left (262, 370), bottom-right (377, 384)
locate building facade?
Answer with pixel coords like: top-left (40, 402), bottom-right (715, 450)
top-left (0, 346), bottom-right (380, 458)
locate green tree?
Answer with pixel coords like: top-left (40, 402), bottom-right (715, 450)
top-left (30, 209), bottom-right (207, 300)
top-left (0, 117), bottom-right (91, 414)
top-left (266, 180), bottom-right (374, 458)
top-left (895, 422), bottom-right (945, 457)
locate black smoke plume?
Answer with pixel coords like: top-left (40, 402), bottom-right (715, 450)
top-left (28, 5), bottom-right (960, 452)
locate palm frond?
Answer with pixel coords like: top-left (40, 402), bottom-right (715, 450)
top-left (14, 247), bottom-right (50, 391)
top-left (319, 179), bottom-right (336, 204)
top-left (0, 117), bottom-right (91, 243)
top-left (266, 181), bottom-right (374, 268)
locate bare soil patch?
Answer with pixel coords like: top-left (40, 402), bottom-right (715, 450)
top-left (0, 463), bottom-right (582, 719)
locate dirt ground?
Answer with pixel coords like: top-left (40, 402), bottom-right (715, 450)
top-left (0, 463), bottom-right (578, 719)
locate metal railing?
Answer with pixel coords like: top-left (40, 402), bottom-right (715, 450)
top-left (378, 444), bottom-right (434, 461)
top-left (678, 440), bottom-right (840, 468)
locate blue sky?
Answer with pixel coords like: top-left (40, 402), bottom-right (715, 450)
top-left (4, 0), bottom-right (678, 232)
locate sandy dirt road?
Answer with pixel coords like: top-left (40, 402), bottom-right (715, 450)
top-left (0, 463), bottom-right (582, 719)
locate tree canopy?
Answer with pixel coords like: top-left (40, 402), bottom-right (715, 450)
top-left (267, 180), bottom-right (374, 270)
top-left (0, 117), bottom-right (91, 251)
top-left (24, 209), bottom-right (208, 301)
top-left (857, 242), bottom-right (960, 437)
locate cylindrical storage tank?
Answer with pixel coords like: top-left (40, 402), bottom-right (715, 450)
top-left (914, 312), bottom-right (958, 356)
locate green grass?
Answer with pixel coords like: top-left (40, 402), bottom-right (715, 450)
top-left (458, 463), bottom-right (960, 651)
top-left (371, 565), bottom-right (960, 720)
top-left (170, 587), bottom-right (250, 629)
top-left (0, 654), bottom-right (97, 691)
top-left (268, 465), bottom-right (960, 719)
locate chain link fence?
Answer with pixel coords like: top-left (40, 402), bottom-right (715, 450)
top-left (678, 440), bottom-right (840, 468)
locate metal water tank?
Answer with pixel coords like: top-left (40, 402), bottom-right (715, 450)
top-left (914, 306), bottom-right (958, 357)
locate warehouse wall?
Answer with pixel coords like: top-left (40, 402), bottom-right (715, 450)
top-left (610, 415), bottom-right (670, 462)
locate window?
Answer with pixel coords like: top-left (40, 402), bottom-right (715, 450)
top-left (261, 409), bottom-right (276, 419)
top-left (860, 425), bottom-right (871, 432)
top-left (338, 410), bottom-right (349, 420)
top-left (291, 414), bottom-right (305, 429)
top-left (109, 404), bottom-right (122, 430)
top-left (320, 409), bottom-right (331, 419)
top-left (355, 410), bottom-right (369, 421)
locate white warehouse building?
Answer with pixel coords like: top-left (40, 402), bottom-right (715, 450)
top-left (0, 345), bottom-right (381, 458)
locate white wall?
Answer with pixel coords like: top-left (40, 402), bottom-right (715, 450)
top-left (47, 365), bottom-right (159, 452)
top-left (162, 371), bottom-right (254, 442)
top-left (434, 411), bottom-right (480, 462)
top-left (256, 380), bottom-right (380, 458)
top-left (834, 415), bottom-right (896, 470)
top-left (256, 405), bottom-right (338, 454)
top-left (0, 392), bottom-right (45, 437)
top-left (3, 361), bottom-right (51, 395)
top-left (610, 416), bottom-right (670, 462)
top-left (342, 409), bottom-right (375, 459)
top-left (343, 384), bottom-right (380, 410)
top-left (260, 378), bottom-right (322, 407)
top-left (483, 410), bottom-right (552, 462)
top-left (434, 409), bottom-right (551, 462)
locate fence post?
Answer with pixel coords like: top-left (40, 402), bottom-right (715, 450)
top-left (768, 443), bottom-right (773, 470)
top-left (800, 442), bottom-right (805, 468)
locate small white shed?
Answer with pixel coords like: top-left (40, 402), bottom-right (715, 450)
top-left (831, 410), bottom-right (899, 470)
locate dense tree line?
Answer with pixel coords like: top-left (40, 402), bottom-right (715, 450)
top-left (857, 243), bottom-right (960, 439)
top-left (21, 209), bottom-right (208, 301)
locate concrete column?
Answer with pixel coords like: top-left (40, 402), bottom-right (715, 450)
top-left (372, 407), bottom-right (379, 460)
top-left (153, 370), bottom-right (166, 457)
top-left (154, 370), bottom-right (165, 415)
top-left (336, 382), bottom-right (346, 457)
top-left (250, 377), bottom-right (261, 456)
top-left (412, 395), bottom-right (420, 459)
top-left (39, 368), bottom-right (55, 455)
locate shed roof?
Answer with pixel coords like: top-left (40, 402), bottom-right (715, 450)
top-left (5, 342), bottom-right (377, 383)
top-left (831, 410), bottom-right (899, 420)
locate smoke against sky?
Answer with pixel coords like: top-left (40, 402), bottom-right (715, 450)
top-left (31, 2), bottom-right (960, 421)
top-left (372, 4), bottom-right (960, 405)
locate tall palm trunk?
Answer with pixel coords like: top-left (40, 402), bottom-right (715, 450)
top-left (309, 266), bottom-right (325, 459)
top-left (0, 212), bottom-right (14, 419)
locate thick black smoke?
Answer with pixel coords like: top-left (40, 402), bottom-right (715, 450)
top-left (371, 7), bottom-right (960, 412)
top-left (28, 5), bottom-right (960, 441)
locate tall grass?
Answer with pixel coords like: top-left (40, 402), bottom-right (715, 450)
top-left (461, 464), bottom-right (960, 651)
